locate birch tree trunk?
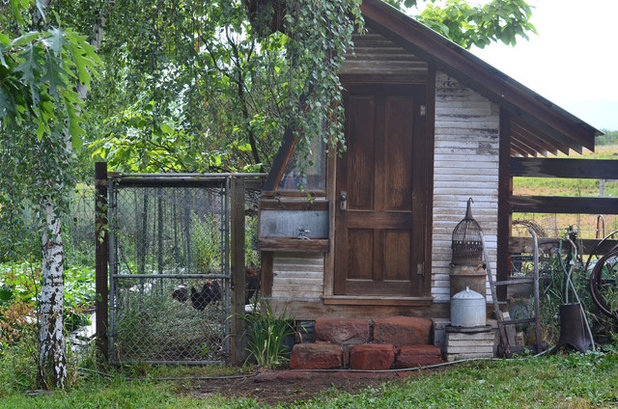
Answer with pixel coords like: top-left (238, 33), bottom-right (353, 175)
top-left (38, 203), bottom-right (67, 389)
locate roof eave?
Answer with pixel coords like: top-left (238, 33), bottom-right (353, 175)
top-left (361, 0), bottom-right (600, 153)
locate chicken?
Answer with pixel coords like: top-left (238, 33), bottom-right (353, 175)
top-left (245, 266), bottom-right (260, 304)
top-left (171, 284), bottom-right (188, 302)
top-left (190, 280), bottom-right (222, 311)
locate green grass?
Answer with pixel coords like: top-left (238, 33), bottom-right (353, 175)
top-left (2, 351), bottom-right (618, 408)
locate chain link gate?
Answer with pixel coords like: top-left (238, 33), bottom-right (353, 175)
top-left (107, 175), bottom-right (233, 364)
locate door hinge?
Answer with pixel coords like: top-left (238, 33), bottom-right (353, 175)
top-left (417, 262), bottom-right (424, 276)
top-left (419, 105), bottom-right (427, 117)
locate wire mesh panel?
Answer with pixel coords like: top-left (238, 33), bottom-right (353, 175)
top-left (108, 176), bottom-right (231, 364)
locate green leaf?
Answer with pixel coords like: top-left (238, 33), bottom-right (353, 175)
top-left (72, 133), bottom-right (83, 151)
top-left (46, 27), bottom-right (66, 57)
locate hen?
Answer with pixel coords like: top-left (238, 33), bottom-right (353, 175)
top-left (190, 280), bottom-right (221, 311)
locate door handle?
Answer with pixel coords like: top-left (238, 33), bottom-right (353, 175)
top-left (339, 191), bottom-right (347, 211)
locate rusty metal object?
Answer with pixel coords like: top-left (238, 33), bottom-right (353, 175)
top-left (554, 303), bottom-right (592, 353)
top-left (449, 263), bottom-right (486, 297)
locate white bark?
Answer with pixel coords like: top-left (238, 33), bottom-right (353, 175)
top-left (38, 203), bottom-right (67, 389)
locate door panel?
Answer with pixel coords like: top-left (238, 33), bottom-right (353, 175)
top-left (334, 84), bottom-right (427, 297)
top-left (346, 95), bottom-right (375, 211)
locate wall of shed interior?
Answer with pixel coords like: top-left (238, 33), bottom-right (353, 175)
top-left (263, 31), bottom-right (500, 319)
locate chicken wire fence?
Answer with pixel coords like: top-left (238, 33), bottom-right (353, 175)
top-left (107, 174), bottom-right (262, 364)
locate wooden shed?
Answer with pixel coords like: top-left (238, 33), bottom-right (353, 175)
top-left (257, 0), bottom-right (601, 321)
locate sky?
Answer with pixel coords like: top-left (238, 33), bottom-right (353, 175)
top-left (467, 0), bottom-right (618, 131)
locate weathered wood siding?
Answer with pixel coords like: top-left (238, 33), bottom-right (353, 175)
top-left (341, 29), bottom-right (428, 79)
top-left (432, 72), bottom-right (500, 302)
top-left (271, 252), bottom-right (324, 300)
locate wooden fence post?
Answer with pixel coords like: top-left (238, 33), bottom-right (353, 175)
top-left (95, 162), bottom-right (109, 361)
top-left (230, 176), bottom-right (246, 365)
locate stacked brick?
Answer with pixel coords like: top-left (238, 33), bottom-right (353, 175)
top-left (289, 316), bottom-right (442, 370)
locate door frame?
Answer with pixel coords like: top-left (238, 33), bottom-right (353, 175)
top-left (323, 78), bottom-right (435, 302)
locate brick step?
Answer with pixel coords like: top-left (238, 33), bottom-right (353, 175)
top-left (290, 343), bottom-right (442, 370)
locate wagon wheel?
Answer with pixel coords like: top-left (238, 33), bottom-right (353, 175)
top-left (589, 244), bottom-right (618, 318)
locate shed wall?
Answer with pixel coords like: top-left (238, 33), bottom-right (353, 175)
top-left (271, 252), bottom-right (324, 300)
top-left (340, 30), bottom-right (428, 79)
top-left (431, 72), bottom-right (500, 302)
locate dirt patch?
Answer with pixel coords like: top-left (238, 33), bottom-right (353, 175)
top-left (180, 370), bottom-right (422, 406)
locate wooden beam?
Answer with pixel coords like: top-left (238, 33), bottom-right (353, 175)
top-left (512, 117), bottom-right (573, 156)
top-left (259, 199), bottom-right (329, 211)
top-left (511, 119), bottom-right (560, 156)
top-left (510, 136), bottom-right (538, 157)
top-left (497, 109), bottom-right (512, 300)
top-left (230, 176), bottom-right (246, 366)
top-left (260, 251), bottom-right (273, 298)
top-left (511, 157), bottom-right (618, 179)
top-left (509, 236), bottom-right (618, 255)
top-left (511, 195), bottom-right (618, 214)
top-left (95, 162), bottom-right (109, 361)
top-left (262, 127), bottom-right (297, 191)
top-left (258, 238), bottom-right (329, 252)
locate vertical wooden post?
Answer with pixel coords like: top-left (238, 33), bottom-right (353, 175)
top-left (497, 109), bottom-right (512, 301)
top-left (230, 176), bottom-right (246, 365)
top-left (95, 162), bottom-right (109, 361)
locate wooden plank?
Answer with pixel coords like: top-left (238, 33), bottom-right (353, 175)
top-left (511, 157), bottom-right (618, 179)
top-left (230, 176), bottom-right (245, 366)
top-left (497, 108), bottom-right (512, 300)
top-left (512, 118), bottom-right (566, 155)
top-left (258, 238), bottom-right (329, 252)
top-left (509, 236), bottom-right (618, 255)
top-left (424, 64), bottom-right (436, 298)
top-left (95, 162), bottom-right (109, 361)
top-left (511, 195), bottom-right (618, 214)
top-left (259, 199), bottom-right (329, 211)
top-left (322, 296), bottom-right (433, 306)
top-left (264, 298), bottom-right (448, 321)
top-left (260, 251), bottom-right (273, 298)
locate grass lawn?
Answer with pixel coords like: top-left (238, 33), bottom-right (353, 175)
top-left (2, 350), bottom-right (617, 408)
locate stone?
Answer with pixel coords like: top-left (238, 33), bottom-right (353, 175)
top-left (349, 344), bottom-right (395, 370)
top-left (395, 345), bottom-right (443, 368)
top-left (289, 343), bottom-right (342, 369)
top-left (314, 318), bottom-right (370, 345)
top-left (373, 316), bottom-right (432, 345)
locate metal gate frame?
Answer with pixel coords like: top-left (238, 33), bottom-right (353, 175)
top-left (95, 169), bottom-right (266, 365)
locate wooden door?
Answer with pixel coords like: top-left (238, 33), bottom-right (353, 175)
top-left (334, 84), bottom-right (428, 296)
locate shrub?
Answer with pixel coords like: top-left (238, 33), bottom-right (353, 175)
top-left (241, 300), bottom-right (295, 368)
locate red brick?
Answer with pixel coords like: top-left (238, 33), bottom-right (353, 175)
top-left (314, 318), bottom-right (370, 345)
top-left (349, 344), bottom-right (395, 370)
top-left (395, 345), bottom-right (443, 368)
top-left (373, 316), bottom-right (432, 346)
top-left (289, 343), bottom-right (342, 369)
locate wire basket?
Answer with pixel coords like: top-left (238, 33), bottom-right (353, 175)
top-left (452, 198), bottom-right (483, 265)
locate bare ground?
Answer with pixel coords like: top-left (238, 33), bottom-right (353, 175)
top-left (178, 369), bottom-right (436, 406)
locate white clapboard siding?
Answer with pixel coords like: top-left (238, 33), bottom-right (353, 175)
top-left (341, 31), bottom-right (428, 77)
top-left (272, 252), bottom-right (324, 299)
top-left (432, 72), bottom-right (500, 303)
